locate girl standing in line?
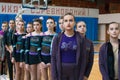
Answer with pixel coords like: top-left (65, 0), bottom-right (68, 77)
top-left (11, 20), bottom-right (26, 80)
top-left (99, 22), bottom-right (120, 80)
top-left (51, 13), bottom-right (86, 80)
top-left (22, 22), bottom-right (34, 80)
top-left (58, 16), bottom-right (64, 32)
top-left (41, 17), bottom-right (56, 80)
top-left (26, 22), bottom-right (34, 33)
top-left (25, 19), bottom-right (43, 80)
top-left (15, 17), bottom-right (22, 32)
top-left (4, 20), bottom-right (15, 80)
top-left (76, 21), bottom-right (94, 80)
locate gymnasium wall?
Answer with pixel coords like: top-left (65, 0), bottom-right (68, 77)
top-left (0, 3), bottom-right (99, 41)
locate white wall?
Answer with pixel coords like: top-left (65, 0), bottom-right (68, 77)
top-left (98, 24), bottom-right (106, 41)
top-left (99, 13), bottom-right (120, 24)
top-left (98, 13), bottom-right (120, 40)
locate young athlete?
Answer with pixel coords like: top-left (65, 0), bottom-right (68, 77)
top-left (15, 17), bottom-right (22, 32)
top-left (99, 22), bottom-right (120, 80)
top-left (58, 16), bottom-right (64, 32)
top-left (21, 22), bottom-right (34, 80)
top-left (11, 20), bottom-right (26, 80)
top-left (41, 17), bottom-right (56, 80)
top-left (76, 21), bottom-right (94, 80)
top-left (25, 19), bottom-right (43, 80)
top-left (4, 20), bottom-right (15, 80)
top-left (26, 22), bottom-right (34, 33)
top-left (51, 13), bottom-right (86, 80)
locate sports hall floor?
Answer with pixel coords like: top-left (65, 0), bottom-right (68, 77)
top-left (0, 43), bottom-right (102, 80)
top-left (88, 43), bottom-right (102, 80)
top-left (88, 54), bottom-right (102, 80)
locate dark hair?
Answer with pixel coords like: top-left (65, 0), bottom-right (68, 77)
top-left (33, 18), bottom-right (42, 31)
top-left (9, 20), bottom-right (15, 23)
top-left (46, 17), bottom-right (56, 32)
top-left (47, 17), bottom-right (55, 24)
top-left (27, 22), bottom-right (33, 29)
top-left (109, 22), bottom-right (119, 26)
top-left (2, 21), bottom-right (8, 28)
top-left (27, 22), bottom-right (33, 25)
top-left (59, 16), bottom-right (64, 20)
top-left (33, 18), bottom-right (42, 24)
top-left (2, 21), bottom-right (8, 25)
top-left (76, 21), bottom-right (86, 27)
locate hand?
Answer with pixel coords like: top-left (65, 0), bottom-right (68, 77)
top-left (83, 76), bottom-right (88, 80)
top-left (5, 45), bottom-right (9, 51)
top-left (5, 45), bottom-right (13, 54)
top-left (11, 57), bottom-right (15, 63)
top-left (9, 46), bottom-right (13, 53)
top-left (9, 50), bottom-right (12, 54)
top-left (20, 62), bottom-right (24, 68)
top-left (8, 46), bottom-right (13, 54)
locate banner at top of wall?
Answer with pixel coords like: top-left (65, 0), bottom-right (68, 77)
top-left (0, 2), bottom-right (99, 18)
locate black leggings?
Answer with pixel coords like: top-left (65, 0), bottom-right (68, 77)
top-left (6, 51), bottom-right (13, 80)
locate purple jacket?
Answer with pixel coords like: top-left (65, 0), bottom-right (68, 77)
top-left (51, 31), bottom-right (88, 80)
top-left (99, 41), bottom-right (120, 80)
top-left (0, 30), bottom-right (4, 35)
top-left (84, 38), bottom-right (94, 78)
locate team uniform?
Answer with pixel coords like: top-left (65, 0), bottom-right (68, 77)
top-left (41, 34), bottom-right (54, 64)
top-left (20, 36), bottom-right (27, 63)
top-left (12, 33), bottom-right (26, 62)
top-left (25, 34), bottom-right (42, 65)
